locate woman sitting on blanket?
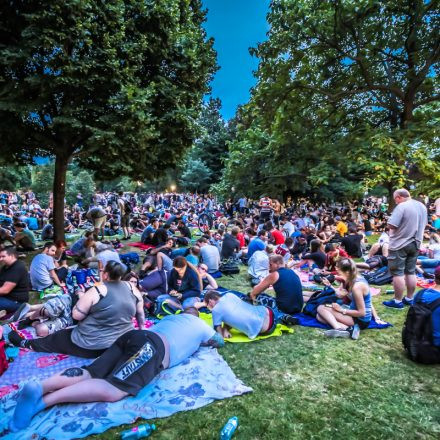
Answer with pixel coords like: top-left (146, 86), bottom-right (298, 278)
top-left (8, 261), bottom-right (145, 358)
top-left (197, 263), bottom-right (218, 290)
top-left (317, 258), bottom-right (385, 340)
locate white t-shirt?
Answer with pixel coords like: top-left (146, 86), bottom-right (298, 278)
top-left (212, 293), bottom-right (267, 339)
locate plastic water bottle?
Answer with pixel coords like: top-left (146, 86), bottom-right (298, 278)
top-left (386, 289), bottom-right (394, 295)
top-left (121, 423), bottom-right (156, 439)
top-left (220, 417), bottom-right (238, 440)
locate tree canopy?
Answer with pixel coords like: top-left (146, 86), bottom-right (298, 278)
top-left (217, 0), bottom-right (439, 201)
top-left (0, 0), bottom-right (216, 238)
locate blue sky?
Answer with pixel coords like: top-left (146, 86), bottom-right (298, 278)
top-left (202, 0), bottom-right (270, 120)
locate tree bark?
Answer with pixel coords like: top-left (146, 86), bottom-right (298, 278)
top-left (53, 153), bottom-right (70, 241)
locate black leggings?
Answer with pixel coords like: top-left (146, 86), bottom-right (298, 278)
top-left (28, 328), bottom-right (105, 359)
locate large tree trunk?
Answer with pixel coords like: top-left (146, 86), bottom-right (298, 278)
top-left (53, 153), bottom-right (70, 241)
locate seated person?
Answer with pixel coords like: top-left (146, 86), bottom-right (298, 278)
top-left (0, 226), bottom-right (16, 247)
top-left (0, 247), bottom-right (30, 313)
top-left (29, 243), bottom-right (65, 292)
top-left (83, 242), bottom-right (124, 273)
top-left (69, 231), bottom-right (96, 257)
top-left (185, 246), bottom-right (200, 266)
top-left (248, 246), bottom-right (271, 286)
top-left (203, 290), bottom-right (283, 339)
top-left (197, 237), bottom-right (221, 274)
top-left (341, 226), bottom-right (364, 258)
top-left (324, 242), bottom-right (349, 273)
top-left (197, 264), bottom-right (218, 290)
top-left (9, 261), bottom-right (144, 359)
top-left (152, 224), bottom-right (171, 246)
top-left (290, 235), bottom-right (308, 259)
top-left (9, 308), bottom-right (224, 432)
top-left (140, 218), bottom-right (158, 245)
top-left (221, 226), bottom-right (240, 260)
top-left (10, 293), bottom-right (75, 337)
top-left (40, 220), bottom-right (54, 241)
top-left (156, 257), bottom-right (202, 309)
top-left (275, 237), bottom-right (293, 263)
top-left (247, 229), bottom-right (267, 260)
top-left (139, 264), bottom-right (169, 300)
top-left (250, 254), bottom-right (304, 318)
top-left (318, 258), bottom-right (377, 340)
top-left (53, 240), bottom-right (69, 283)
top-left (175, 219), bottom-right (192, 246)
top-left (368, 228), bottom-right (389, 258)
top-left (14, 222), bottom-right (36, 252)
top-left (294, 239), bottom-right (326, 269)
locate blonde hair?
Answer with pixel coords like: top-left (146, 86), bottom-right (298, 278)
top-left (336, 258), bottom-right (358, 291)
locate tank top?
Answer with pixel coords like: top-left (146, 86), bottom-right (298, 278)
top-left (273, 268), bottom-right (303, 314)
top-left (71, 281), bottom-right (137, 349)
top-left (349, 276), bottom-right (372, 323)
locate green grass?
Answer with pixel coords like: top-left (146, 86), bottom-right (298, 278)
top-left (19, 234), bottom-right (440, 439)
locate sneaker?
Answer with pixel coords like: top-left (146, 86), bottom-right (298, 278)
top-left (402, 297), bottom-right (414, 306)
top-left (382, 299), bottom-right (404, 309)
top-left (324, 328), bottom-right (350, 338)
top-left (10, 303), bottom-right (30, 323)
top-left (281, 315), bottom-right (299, 326)
top-left (8, 330), bottom-right (30, 348)
top-left (349, 324), bottom-right (360, 340)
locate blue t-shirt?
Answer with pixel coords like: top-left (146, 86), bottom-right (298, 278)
top-left (141, 226), bottom-right (156, 243)
top-left (26, 217), bottom-right (39, 230)
top-left (30, 254), bottom-right (55, 290)
top-left (212, 293), bottom-right (267, 339)
top-left (417, 288), bottom-right (440, 346)
top-left (151, 314), bottom-right (215, 367)
top-left (247, 238), bottom-right (266, 259)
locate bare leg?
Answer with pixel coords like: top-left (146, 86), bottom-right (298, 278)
top-left (368, 243), bottom-right (380, 258)
top-left (42, 368), bottom-right (92, 393)
top-left (43, 379), bottom-right (128, 407)
top-left (316, 306), bottom-right (353, 329)
top-left (356, 262), bottom-right (371, 270)
top-left (405, 274), bottom-right (416, 299)
top-left (392, 275), bottom-right (406, 301)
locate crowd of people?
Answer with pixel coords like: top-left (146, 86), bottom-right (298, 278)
top-left (0, 187), bottom-right (440, 432)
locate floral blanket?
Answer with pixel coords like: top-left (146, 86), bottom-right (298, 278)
top-left (0, 348), bottom-right (251, 439)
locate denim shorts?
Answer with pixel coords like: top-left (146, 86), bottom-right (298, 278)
top-left (388, 241), bottom-right (419, 276)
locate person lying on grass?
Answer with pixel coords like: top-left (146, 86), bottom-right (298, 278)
top-left (319, 258), bottom-right (385, 340)
top-left (8, 308), bottom-right (224, 432)
top-left (200, 290), bottom-right (292, 339)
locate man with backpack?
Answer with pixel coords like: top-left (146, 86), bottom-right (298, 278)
top-left (118, 191), bottom-right (131, 240)
top-left (383, 189), bottom-right (427, 309)
top-left (402, 266), bottom-right (440, 363)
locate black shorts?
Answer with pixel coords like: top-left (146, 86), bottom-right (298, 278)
top-left (354, 318), bottom-right (370, 330)
top-left (85, 330), bottom-right (165, 395)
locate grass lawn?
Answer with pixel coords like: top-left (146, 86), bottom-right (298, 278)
top-left (20, 234), bottom-right (440, 439)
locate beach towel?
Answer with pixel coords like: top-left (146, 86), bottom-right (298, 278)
top-left (0, 348), bottom-right (251, 439)
top-left (199, 313), bottom-right (293, 343)
top-left (292, 313), bottom-right (392, 330)
top-left (128, 242), bottom-right (155, 250)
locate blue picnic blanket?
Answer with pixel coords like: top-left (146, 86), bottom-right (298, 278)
top-left (216, 287), bottom-right (392, 330)
top-left (0, 348), bottom-right (251, 439)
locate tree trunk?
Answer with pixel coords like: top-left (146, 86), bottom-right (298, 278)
top-left (53, 153), bottom-right (70, 241)
top-left (387, 182), bottom-right (395, 213)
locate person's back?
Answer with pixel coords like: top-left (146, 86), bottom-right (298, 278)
top-left (151, 313), bottom-right (215, 367)
top-left (221, 233), bottom-right (239, 259)
top-left (71, 281), bottom-right (137, 349)
top-left (273, 267), bottom-right (303, 314)
top-left (248, 250), bottom-right (269, 280)
top-left (30, 253), bottom-right (54, 290)
top-left (247, 237), bottom-right (265, 259)
top-left (212, 293), bottom-right (267, 339)
top-left (341, 233), bottom-right (363, 258)
top-left (200, 244), bottom-right (220, 273)
top-left (389, 199), bottom-right (427, 250)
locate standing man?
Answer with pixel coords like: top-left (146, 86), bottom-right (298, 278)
top-left (383, 189), bottom-right (427, 309)
top-left (86, 206), bottom-right (107, 240)
top-left (118, 191), bottom-right (131, 240)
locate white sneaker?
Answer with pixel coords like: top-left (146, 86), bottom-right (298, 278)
top-left (324, 328), bottom-right (350, 338)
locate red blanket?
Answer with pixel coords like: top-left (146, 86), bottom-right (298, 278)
top-left (128, 242), bottom-right (155, 250)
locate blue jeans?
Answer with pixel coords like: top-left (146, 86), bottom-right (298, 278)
top-left (156, 294), bottom-right (200, 311)
top-left (0, 297), bottom-right (22, 312)
top-left (255, 294), bottom-right (286, 322)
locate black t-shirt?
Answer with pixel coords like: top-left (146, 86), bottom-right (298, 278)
top-left (221, 234), bottom-right (240, 259)
top-left (178, 225), bottom-right (192, 239)
top-left (341, 234), bottom-right (363, 258)
top-left (0, 260), bottom-right (30, 302)
top-left (303, 251), bottom-right (326, 269)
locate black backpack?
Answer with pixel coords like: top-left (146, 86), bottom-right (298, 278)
top-left (363, 266), bottom-right (392, 285)
top-left (219, 258), bottom-right (240, 276)
top-left (402, 293), bottom-right (440, 364)
top-left (303, 287), bottom-right (338, 317)
top-left (124, 200), bottom-right (133, 214)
